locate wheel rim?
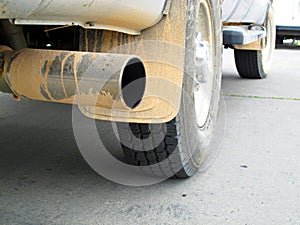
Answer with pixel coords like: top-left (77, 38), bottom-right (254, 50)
top-left (194, 0), bottom-right (214, 128)
top-left (261, 6), bottom-right (276, 74)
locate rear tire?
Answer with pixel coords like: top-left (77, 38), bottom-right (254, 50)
top-left (234, 5), bottom-right (275, 79)
top-left (117, 0), bottom-right (222, 178)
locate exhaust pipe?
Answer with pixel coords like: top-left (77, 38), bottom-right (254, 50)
top-left (0, 46), bottom-right (146, 109)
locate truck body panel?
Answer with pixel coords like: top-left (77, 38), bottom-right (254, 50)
top-left (222, 0), bottom-right (269, 24)
top-left (274, 0), bottom-right (300, 27)
top-left (0, 0), bottom-right (167, 35)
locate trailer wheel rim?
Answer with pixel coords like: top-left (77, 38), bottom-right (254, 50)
top-left (194, 0), bottom-right (214, 128)
top-left (261, 6), bottom-right (275, 74)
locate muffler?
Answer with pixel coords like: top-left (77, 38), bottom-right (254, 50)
top-left (0, 46), bottom-right (146, 110)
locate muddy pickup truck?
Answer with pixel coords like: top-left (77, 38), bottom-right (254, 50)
top-left (0, 0), bottom-right (275, 179)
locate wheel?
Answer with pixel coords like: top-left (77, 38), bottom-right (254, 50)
top-left (117, 0), bottom-right (222, 178)
top-left (234, 5), bottom-right (276, 79)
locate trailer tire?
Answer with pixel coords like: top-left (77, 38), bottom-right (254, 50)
top-left (234, 5), bottom-right (275, 79)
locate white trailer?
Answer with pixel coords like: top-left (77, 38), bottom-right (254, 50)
top-left (274, 0), bottom-right (300, 45)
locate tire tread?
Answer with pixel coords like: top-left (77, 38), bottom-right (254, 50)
top-left (234, 50), bottom-right (263, 79)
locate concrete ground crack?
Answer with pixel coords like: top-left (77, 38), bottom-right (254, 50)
top-left (223, 94), bottom-right (300, 101)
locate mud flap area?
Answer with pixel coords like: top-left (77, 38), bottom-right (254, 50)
top-left (78, 0), bottom-right (187, 123)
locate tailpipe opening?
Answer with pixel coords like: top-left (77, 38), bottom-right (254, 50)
top-left (121, 58), bottom-right (146, 109)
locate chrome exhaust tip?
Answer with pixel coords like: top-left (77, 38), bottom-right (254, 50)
top-left (0, 47), bottom-right (146, 110)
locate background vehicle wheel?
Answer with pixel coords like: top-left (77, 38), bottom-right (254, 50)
top-left (117, 0), bottom-right (222, 178)
top-left (276, 35), bottom-right (284, 46)
top-left (234, 5), bottom-right (275, 79)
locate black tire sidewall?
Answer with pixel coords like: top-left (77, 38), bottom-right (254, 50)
top-left (175, 0), bottom-right (222, 176)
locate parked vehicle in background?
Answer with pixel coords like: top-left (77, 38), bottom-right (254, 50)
top-left (223, 0), bottom-right (275, 79)
top-left (274, 0), bottom-right (300, 46)
top-left (0, 0), bottom-right (275, 179)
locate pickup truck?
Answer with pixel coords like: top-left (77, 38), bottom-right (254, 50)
top-left (0, 0), bottom-right (275, 179)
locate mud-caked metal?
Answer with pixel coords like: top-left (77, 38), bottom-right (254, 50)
top-left (0, 47), bottom-right (148, 111)
top-left (0, 0), bottom-right (167, 35)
